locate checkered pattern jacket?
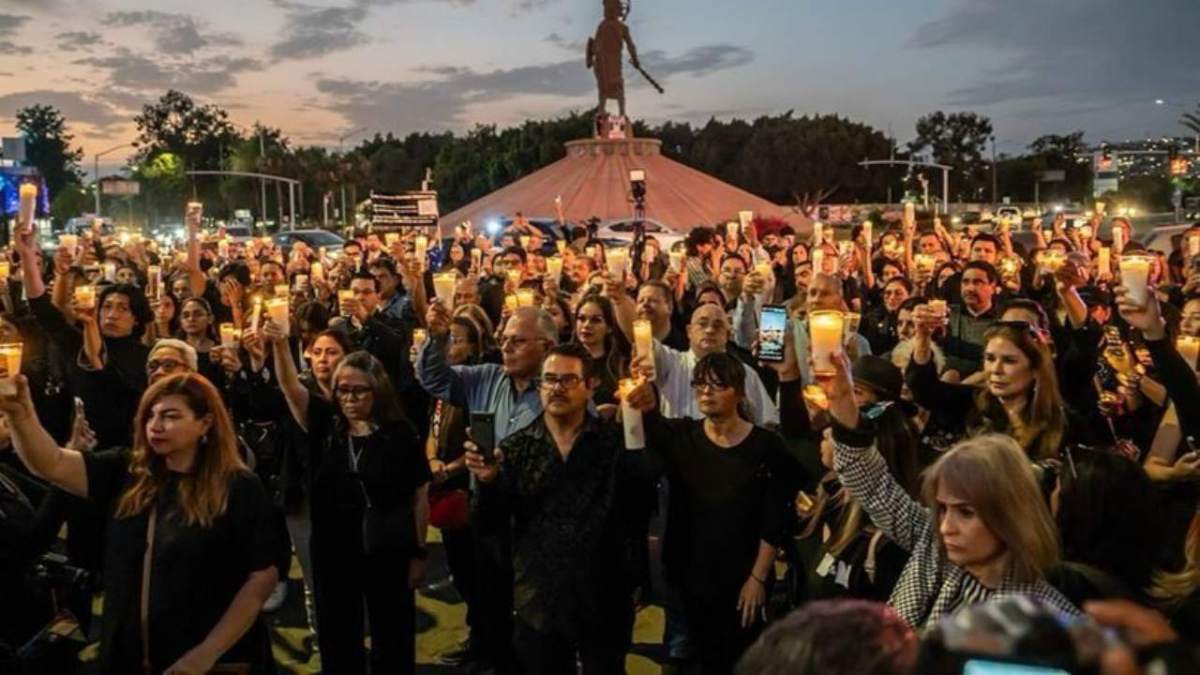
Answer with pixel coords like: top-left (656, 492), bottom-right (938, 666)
top-left (830, 424), bottom-right (1080, 631)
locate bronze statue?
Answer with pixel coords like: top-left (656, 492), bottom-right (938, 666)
top-left (586, 0), bottom-right (641, 118)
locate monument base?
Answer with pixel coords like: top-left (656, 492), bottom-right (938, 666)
top-left (594, 112), bottom-right (632, 140)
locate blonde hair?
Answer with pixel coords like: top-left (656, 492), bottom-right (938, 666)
top-left (1151, 513), bottom-right (1200, 606)
top-left (921, 434), bottom-right (1060, 583)
top-left (116, 374), bottom-right (246, 527)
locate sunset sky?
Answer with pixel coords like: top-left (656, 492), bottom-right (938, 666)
top-left (0, 0), bottom-right (1196, 176)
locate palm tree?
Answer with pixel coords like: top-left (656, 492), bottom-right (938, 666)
top-left (1181, 103), bottom-right (1200, 153)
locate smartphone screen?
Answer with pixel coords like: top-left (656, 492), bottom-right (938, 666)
top-left (963, 660), bottom-right (1068, 675)
top-left (469, 411), bottom-right (496, 461)
top-left (758, 304), bottom-right (788, 362)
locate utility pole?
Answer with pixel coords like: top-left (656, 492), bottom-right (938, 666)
top-left (93, 143), bottom-right (132, 216)
top-left (990, 135), bottom-right (998, 205)
top-left (337, 127), bottom-right (366, 229)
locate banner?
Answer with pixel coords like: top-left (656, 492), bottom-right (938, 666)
top-left (369, 190), bottom-right (439, 232)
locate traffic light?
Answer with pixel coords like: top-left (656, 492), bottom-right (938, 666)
top-left (1101, 143), bottom-right (1111, 161)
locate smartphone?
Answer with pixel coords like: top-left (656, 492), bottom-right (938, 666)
top-left (469, 411), bottom-right (496, 462)
top-left (758, 304), bottom-right (788, 362)
top-left (963, 660), bottom-right (1068, 675)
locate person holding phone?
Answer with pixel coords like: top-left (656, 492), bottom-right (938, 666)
top-left (265, 316), bottom-right (429, 674)
top-left (464, 343), bottom-right (648, 673)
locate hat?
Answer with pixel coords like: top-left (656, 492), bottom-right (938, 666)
top-left (852, 355), bottom-right (903, 402)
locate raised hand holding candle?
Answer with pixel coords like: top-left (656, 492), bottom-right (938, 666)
top-left (904, 202), bottom-right (916, 227)
top-left (809, 310), bottom-right (844, 376)
top-left (59, 233), bottom-right (78, 257)
top-left (249, 296), bottom-right (263, 334)
top-left (219, 323), bottom-right (240, 348)
top-left (669, 249), bottom-right (684, 274)
top-left (265, 297), bottom-right (290, 336)
top-left (504, 294), bottom-right (519, 313)
top-left (618, 378), bottom-right (645, 449)
top-left (516, 288), bottom-right (536, 307)
top-left (414, 235), bottom-right (429, 270)
top-left (862, 220), bottom-right (873, 251)
top-left (1113, 226), bottom-right (1125, 254)
top-left (607, 246), bottom-right (627, 281)
top-left (471, 248), bottom-right (483, 270)
top-left (927, 299), bottom-right (948, 321)
top-left (310, 261), bottom-right (324, 281)
top-left (412, 328), bottom-right (427, 364)
top-left (1097, 247), bottom-right (1111, 278)
top-left (74, 284), bottom-right (96, 310)
top-left (18, 183), bottom-right (37, 232)
top-left (1190, 235), bottom-right (1200, 259)
top-left (812, 221), bottom-right (824, 246)
top-left (546, 256), bottom-right (563, 283)
top-left (433, 272), bottom-right (457, 307)
top-left (0, 262), bottom-right (10, 281)
top-left (1178, 336), bottom-right (1200, 371)
top-left (738, 210), bottom-right (754, 233)
top-left (726, 221), bottom-right (739, 245)
top-left (812, 247), bottom-right (825, 273)
top-left (338, 289), bottom-right (355, 317)
top-left (0, 343), bottom-right (22, 396)
top-left (1119, 254), bottom-right (1153, 305)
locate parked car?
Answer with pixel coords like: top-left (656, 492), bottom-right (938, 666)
top-left (592, 218), bottom-right (686, 252)
top-left (483, 217), bottom-right (567, 256)
top-left (1139, 223), bottom-right (1194, 255)
top-left (222, 225), bottom-right (254, 244)
top-left (273, 229), bottom-right (346, 258)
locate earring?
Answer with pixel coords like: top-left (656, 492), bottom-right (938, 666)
top-left (201, 433), bottom-right (209, 446)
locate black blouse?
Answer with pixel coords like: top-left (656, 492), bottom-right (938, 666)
top-left (82, 449), bottom-right (276, 674)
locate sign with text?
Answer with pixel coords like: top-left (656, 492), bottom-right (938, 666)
top-left (100, 179), bottom-right (140, 196)
top-left (369, 191), bottom-right (439, 232)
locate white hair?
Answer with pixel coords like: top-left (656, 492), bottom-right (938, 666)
top-left (151, 338), bottom-right (198, 372)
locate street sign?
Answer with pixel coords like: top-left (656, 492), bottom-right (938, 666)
top-left (1, 137), bottom-right (25, 162)
top-left (1037, 170), bottom-right (1066, 182)
top-left (369, 190), bottom-right (439, 231)
top-left (100, 179), bottom-right (140, 196)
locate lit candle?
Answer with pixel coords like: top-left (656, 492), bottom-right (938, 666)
top-left (0, 262), bottom-right (10, 281)
top-left (738, 210), bottom-right (754, 232)
top-left (516, 288), bottom-right (536, 307)
top-left (471, 247), bottom-right (482, 270)
top-left (310, 261), bottom-right (324, 280)
top-left (809, 311), bottom-right (844, 376)
top-left (632, 319), bottom-right (655, 373)
top-left (18, 183), bottom-right (37, 232)
top-left (506, 269), bottom-right (522, 288)
top-left (837, 241), bottom-right (853, 258)
top-left (274, 284), bottom-right (289, 298)
top-left (914, 254), bottom-right (935, 276)
top-left (546, 256), bottom-right (563, 283)
top-left (265, 297), bottom-right (290, 336)
top-left (338, 289), bottom-right (355, 317)
top-left (504, 294), bottom-right (519, 313)
top-left (59, 233), bottom-right (78, 257)
top-left (249, 296), bottom-right (262, 334)
top-left (802, 384), bottom-right (829, 410)
top-left (904, 202), bottom-right (915, 225)
top-left (1098, 247), bottom-right (1111, 276)
top-left (1178, 336), bottom-right (1200, 371)
top-left (74, 284), bottom-right (96, 310)
top-left (607, 246), bottom-right (627, 281)
top-left (555, 240), bottom-right (566, 255)
top-left (813, 221), bottom-right (824, 246)
top-left (1119, 254), bottom-right (1153, 305)
top-left (754, 261), bottom-right (773, 281)
top-left (1190, 235), bottom-right (1200, 258)
top-left (293, 274), bottom-right (308, 291)
top-left (219, 323), bottom-right (240, 348)
top-left (385, 232), bottom-right (399, 247)
top-left (102, 262), bottom-right (116, 283)
top-left (1001, 258), bottom-right (1018, 278)
top-left (844, 312), bottom-right (861, 340)
top-left (218, 239), bottom-right (229, 259)
top-left (433, 272), bottom-right (457, 307)
top-left (726, 221), bottom-right (739, 245)
top-left (519, 235), bottom-right (531, 251)
top-left (927, 299), bottom-right (948, 320)
top-left (862, 220), bottom-right (873, 250)
top-left (812, 247), bottom-right (825, 273)
top-left (669, 249), bottom-right (684, 274)
top-left (618, 378), bottom-right (645, 449)
top-left (1113, 226), bottom-right (1125, 254)
top-left (414, 235), bottom-right (429, 270)
top-left (0, 342), bottom-right (22, 396)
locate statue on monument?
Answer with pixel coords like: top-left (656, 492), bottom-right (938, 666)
top-left (588, 0), bottom-right (660, 137)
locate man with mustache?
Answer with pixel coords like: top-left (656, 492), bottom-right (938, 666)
top-left (464, 343), bottom-right (644, 673)
top-left (943, 260), bottom-right (1000, 376)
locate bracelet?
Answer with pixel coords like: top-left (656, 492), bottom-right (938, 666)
top-left (750, 573), bottom-right (767, 585)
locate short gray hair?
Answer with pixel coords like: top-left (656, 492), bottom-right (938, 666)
top-left (512, 306), bottom-right (558, 345)
top-left (151, 339), bottom-right (198, 372)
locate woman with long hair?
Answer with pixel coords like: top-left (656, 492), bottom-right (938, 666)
top-left (1151, 514), bottom-right (1200, 640)
top-left (627, 352), bottom-right (799, 673)
top-left (177, 297), bottom-right (220, 383)
top-left (818, 350), bottom-right (1077, 630)
top-left (0, 373), bottom-right (279, 673)
top-left (266, 315), bottom-right (430, 674)
top-left (791, 356), bottom-right (921, 603)
top-left (905, 317), bottom-right (1073, 459)
top-left (143, 292), bottom-right (179, 347)
top-left (572, 294), bottom-right (631, 407)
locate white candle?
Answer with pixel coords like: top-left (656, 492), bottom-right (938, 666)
top-left (310, 261), bottom-right (324, 280)
top-left (618, 378), bottom-right (645, 449)
top-left (813, 221), bottom-right (824, 246)
top-left (809, 311), bottom-right (844, 376)
top-left (219, 323), bottom-right (240, 348)
top-left (433, 272), bottom-right (457, 307)
top-left (274, 284), bottom-right (289, 299)
top-left (218, 239), bottom-right (229, 259)
top-left (338, 289), bottom-right (355, 317)
top-left (633, 319), bottom-right (655, 373)
top-left (414, 235), bottom-right (428, 269)
top-left (1098, 247), bottom-right (1111, 276)
top-left (546, 256), bottom-right (563, 283)
top-left (862, 220), bottom-right (873, 250)
top-left (504, 294), bottom-right (519, 313)
top-left (812, 247), bottom-right (825, 273)
top-left (1041, 250), bottom-right (1066, 274)
top-left (904, 202), bottom-right (915, 225)
top-left (148, 265), bottom-right (161, 298)
top-left (0, 262), bottom-right (10, 281)
top-left (914, 254), bottom-right (935, 276)
top-left (385, 232), bottom-right (400, 247)
top-left (607, 247), bottom-right (627, 280)
top-left (0, 342), bottom-right (22, 396)
top-left (18, 184), bottom-right (37, 231)
top-left (1177, 336), bottom-right (1200, 371)
top-left (1119, 254), bottom-right (1153, 305)
top-left (738, 210), bottom-right (754, 233)
top-left (927, 299), bottom-right (948, 320)
top-left (59, 234), bottom-right (78, 257)
top-left (1113, 226), bottom-right (1125, 254)
top-left (726, 221), bottom-right (739, 245)
top-left (471, 248), bottom-right (483, 270)
top-left (74, 285), bottom-right (96, 310)
top-left (102, 262), bottom-right (116, 283)
top-left (516, 288), bottom-right (536, 307)
top-left (844, 312), bottom-right (861, 340)
top-left (519, 235), bottom-right (531, 251)
top-left (1190, 235), bottom-right (1200, 258)
top-left (265, 297), bottom-right (289, 336)
top-left (249, 296), bottom-right (262, 334)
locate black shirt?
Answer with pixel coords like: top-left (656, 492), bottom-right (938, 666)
top-left (477, 415), bottom-right (648, 635)
top-left (83, 449), bottom-right (276, 674)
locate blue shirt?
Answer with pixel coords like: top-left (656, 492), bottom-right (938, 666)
top-left (416, 334), bottom-right (542, 443)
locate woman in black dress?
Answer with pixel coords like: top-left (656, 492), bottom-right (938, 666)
top-left (0, 372), bottom-right (279, 674)
top-left (571, 294), bottom-right (630, 408)
top-left (266, 316), bottom-right (431, 674)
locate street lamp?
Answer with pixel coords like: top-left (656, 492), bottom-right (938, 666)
top-left (93, 143), bottom-right (132, 217)
top-left (337, 127), bottom-right (367, 228)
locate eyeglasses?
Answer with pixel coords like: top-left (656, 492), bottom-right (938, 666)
top-left (146, 359), bottom-right (185, 373)
top-left (334, 385), bottom-right (373, 400)
top-left (540, 373), bottom-right (584, 390)
top-left (690, 380), bottom-right (731, 392)
top-left (501, 336), bottom-right (546, 350)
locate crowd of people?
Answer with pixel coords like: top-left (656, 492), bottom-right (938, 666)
top-left (2, 203), bottom-right (1200, 675)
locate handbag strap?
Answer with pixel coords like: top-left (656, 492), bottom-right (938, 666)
top-left (140, 506), bottom-right (158, 675)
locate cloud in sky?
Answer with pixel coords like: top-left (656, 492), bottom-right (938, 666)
top-left (55, 30), bottom-right (102, 51)
top-left (0, 89), bottom-right (126, 132)
top-left (0, 13), bottom-right (32, 54)
top-left (75, 49), bottom-right (263, 96)
top-left (269, 3), bottom-right (369, 61)
top-left (910, 0), bottom-right (1200, 107)
top-left (317, 43), bottom-right (753, 133)
top-left (101, 10), bottom-right (242, 53)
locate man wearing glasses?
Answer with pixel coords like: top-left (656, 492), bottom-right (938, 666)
top-left (464, 343), bottom-right (644, 673)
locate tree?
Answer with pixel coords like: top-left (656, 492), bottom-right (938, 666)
top-left (1181, 103), bottom-right (1200, 141)
top-left (16, 104), bottom-right (84, 197)
top-left (132, 90), bottom-right (239, 172)
top-left (49, 183), bottom-right (89, 225)
top-left (907, 111), bottom-right (994, 202)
